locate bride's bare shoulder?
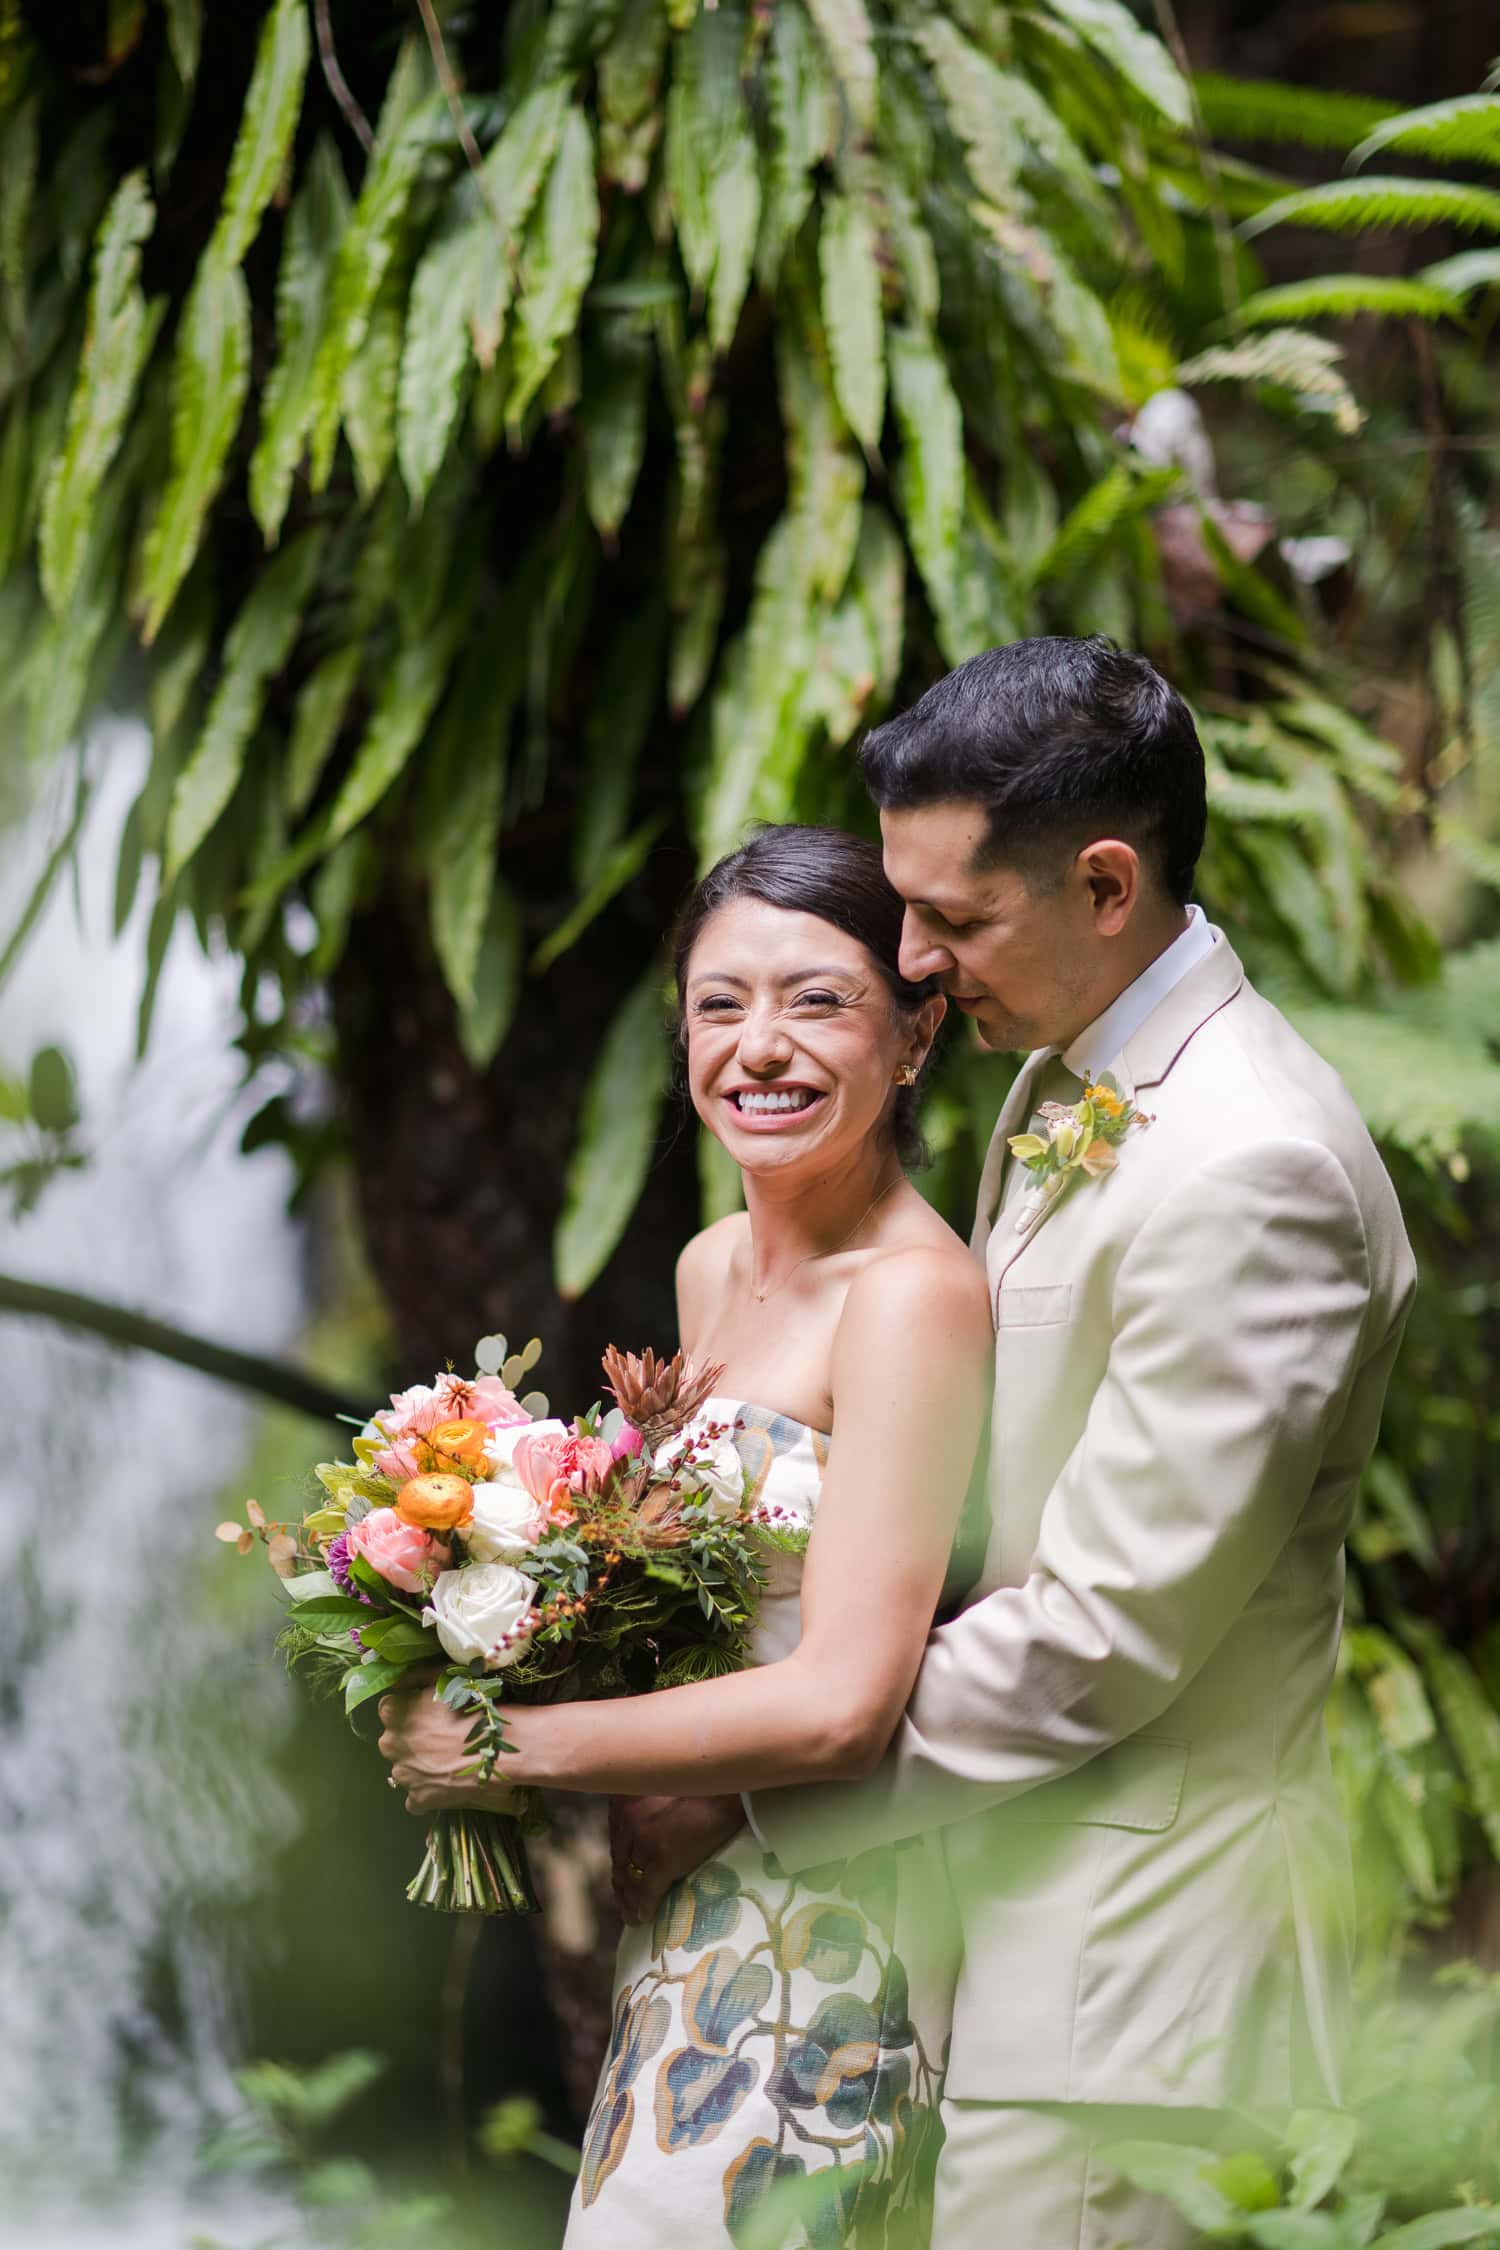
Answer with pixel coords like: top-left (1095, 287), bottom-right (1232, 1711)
top-left (856, 1200), bottom-right (990, 1335)
top-left (676, 1212), bottom-right (749, 1312)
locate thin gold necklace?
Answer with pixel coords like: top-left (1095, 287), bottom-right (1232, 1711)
top-left (750, 1174), bottom-right (902, 1305)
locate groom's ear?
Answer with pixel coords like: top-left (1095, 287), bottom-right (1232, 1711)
top-left (1080, 840), bottom-right (1141, 933)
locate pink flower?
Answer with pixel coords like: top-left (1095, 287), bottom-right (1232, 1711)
top-left (371, 1434), bottom-right (423, 1484)
top-left (512, 1429), bottom-right (616, 1524)
top-left (438, 1373), bottom-right (530, 1429)
top-left (347, 1506), bottom-right (452, 1594)
top-left (610, 1422), bottom-right (643, 1463)
top-left (379, 1382), bottom-right (448, 1438)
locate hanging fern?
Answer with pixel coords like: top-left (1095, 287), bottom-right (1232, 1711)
top-left (1193, 72), bottom-right (1399, 152)
top-left (1352, 93), bottom-right (1500, 173)
top-left (1242, 176), bottom-right (1500, 241)
top-left (1240, 274), bottom-right (1463, 326)
top-left (1176, 328), bottom-right (1364, 433)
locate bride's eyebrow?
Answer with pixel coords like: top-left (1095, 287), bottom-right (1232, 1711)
top-left (686, 967), bottom-right (860, 989)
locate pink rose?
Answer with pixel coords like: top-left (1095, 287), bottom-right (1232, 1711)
top-left (610, 1422), bottom-right (643, 1463)
top-left (347, 1506), bottom-right (452, 1593)
top-left (512, 1429), bottom-right (616, 1524)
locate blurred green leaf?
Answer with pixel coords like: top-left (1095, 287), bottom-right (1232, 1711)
top-left (555, 962), bottom-right (671, 1298)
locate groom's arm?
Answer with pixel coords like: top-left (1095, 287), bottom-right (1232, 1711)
top-left (747, 1136), bottom-right (1407, 1875)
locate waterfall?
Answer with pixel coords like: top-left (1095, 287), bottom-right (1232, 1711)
top-left (0, 723), bottom-right (307, 2242)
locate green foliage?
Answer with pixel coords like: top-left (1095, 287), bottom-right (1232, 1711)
top-left (0, 1040), bottom-right (87, 1218)
top-left (1099, 1969), bottom-right (1500, 2242)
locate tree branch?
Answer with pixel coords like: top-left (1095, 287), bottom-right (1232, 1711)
top-left (0, 1269), bottom-right (355, 1425)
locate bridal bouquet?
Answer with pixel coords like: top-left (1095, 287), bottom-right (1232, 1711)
top-left (220, 1338), bottom-right (798, 1917)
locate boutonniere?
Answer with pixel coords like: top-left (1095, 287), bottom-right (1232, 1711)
top-left (1008, 1073), bottom-right (1152, 1219)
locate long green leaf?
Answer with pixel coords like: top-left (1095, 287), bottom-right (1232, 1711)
top-left (163, 528), bottom-right (324, 879)
top-left (574, 605), bottom-right (665, 887)
top-left (249, 136), bottom-right (351, 545)
top-left (508, 107), bottom-right (600, 425)
top-left (1045, 0), bottom-right (1191, 128)
top-left (581, 316), bottom-right (652, 541)
top-left (820, 192), bottom-right (885, 451)
top-left (1352, 93), bottom-right (1500, 173)
top-left (37, 171), bottom-right (156, 616)
top-left (324, 613), bottom-right (468, 851)
top-left (1406, 1621), bottom-right (1500, 1860)
top-left (0, 765), bottom-right (92, 997)
top-left (532, 812), bottom-right (669, 975)
top-left (887, 324), bottom-right (963, 645)
top-left (599, 0), bottom-right (668, 190)
top-left (286, 643), bottom-right (362, 817)
top-left (396, 181), bottom-right (483, 507)
top-left (1193, 73), bottom-right (1397, 152)
top-left (1241, 274), bottom-right (1462, 326)
top-left (554, 963), bottom-right (672, 1299)
top-left (802, 0), bottom-right (876, 138)
top-left (307, 42), bottom-right (436, 490)
top-left (456, 880), bottom-right (524, 1071)
top-left (139, 253), bottom-right (251, 640)
top-left (1242, 177), bottom-right (1500, 241)
top-left (1420, 247), bottom-right (1500, 299)
top-left (211, 0), bottom-right (309, 268)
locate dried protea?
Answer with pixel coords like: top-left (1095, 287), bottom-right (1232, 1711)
top-left (601, 1346), bottom-right (724, 1448)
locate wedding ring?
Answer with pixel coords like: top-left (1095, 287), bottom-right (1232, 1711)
top-left (626, 1859), bottom-right (645, 1881)
top-left (387, 1774), bottom-right (399, 1789)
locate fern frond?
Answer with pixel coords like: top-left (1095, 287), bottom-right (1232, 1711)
top-left (1288, 1005), bottom-right (1500, 1165)
top-left (1352, 94), bottom-right (1500, 173)
top-left (1420, 247), bottom-right (1500, 298)
top-left (1242, 177), bottom-right (1500, 241)
top-left (1194, 73), bottom-right (1398, 152)
top-left (1176, 329), bottom-right (1363, 434)
top-left (1241, 274), bottom-right (1462, 326)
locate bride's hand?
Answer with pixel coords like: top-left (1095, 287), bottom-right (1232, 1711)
top-left (376, 1688), bottom-right (524, 1817)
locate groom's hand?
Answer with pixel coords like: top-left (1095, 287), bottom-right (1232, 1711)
top-left (610, 1794), bottom-right (744, 1924)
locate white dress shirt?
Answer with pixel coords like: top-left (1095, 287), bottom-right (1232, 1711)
top-left (1058, 903), bottom-right (1216, 1081)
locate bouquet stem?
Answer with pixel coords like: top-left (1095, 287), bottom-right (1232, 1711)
top-left (406, 1809), bottom-right (539, 1916)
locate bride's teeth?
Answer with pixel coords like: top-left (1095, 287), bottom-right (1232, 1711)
top-left (737, 1089), bottom-right (815, 1114)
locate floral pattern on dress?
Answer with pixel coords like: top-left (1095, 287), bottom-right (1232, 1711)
top-left (578, 1841), bottom-right (944, 2245)
top-left (567, 1402), bottom-right (949, 2250)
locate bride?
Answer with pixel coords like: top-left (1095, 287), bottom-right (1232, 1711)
top-left (379, 824), bottom-right (992, 2247)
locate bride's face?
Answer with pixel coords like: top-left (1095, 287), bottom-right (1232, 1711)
top-left (682, 900), bottom-right (929, 1179)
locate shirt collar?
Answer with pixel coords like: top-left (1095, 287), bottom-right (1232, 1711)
top-left (1058, 904), bottom-right (1217, 1081)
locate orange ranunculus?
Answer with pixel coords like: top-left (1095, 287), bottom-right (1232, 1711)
top-left (424, 1417), bottom-right (490, 1473)
top-left (394, 1471), bottom-right (474, 1533)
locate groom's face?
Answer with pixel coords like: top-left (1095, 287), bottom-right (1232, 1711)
top-left (880, 801), bottom-right (1098, 1054)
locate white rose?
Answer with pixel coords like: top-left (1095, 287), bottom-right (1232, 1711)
top-left (465, 1480), bottom-right (548, 1564)
top-left (423, 1562), bottom-right (538, 1670)
top-left (482, 1417), bottom-right (568, 1487)
top-left (667, 1432), bottom-right (746, 1520)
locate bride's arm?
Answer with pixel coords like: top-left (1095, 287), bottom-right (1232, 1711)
top-left (380, 1247), bottom-right (991, 1806)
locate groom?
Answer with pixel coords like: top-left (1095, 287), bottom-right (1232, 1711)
top-left (615, 636), bottom-right (1416, 2244)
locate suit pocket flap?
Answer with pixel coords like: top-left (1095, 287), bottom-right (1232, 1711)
top-left (996, 1283), bottom-right (1073, 1329)
top-left (1000, 1736), bottom-right (1188, 1833)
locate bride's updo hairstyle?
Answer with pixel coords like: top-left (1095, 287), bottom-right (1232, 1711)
top-left (671, 824), bottom-right (938, 1167)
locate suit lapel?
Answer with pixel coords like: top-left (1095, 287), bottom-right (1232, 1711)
top-left (970, 1047), bottom-right (1053, 1261)
top-left (984, 931), bottom-right (1247, 1293)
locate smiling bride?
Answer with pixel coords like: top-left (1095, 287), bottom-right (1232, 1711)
top-left (379, 824), bottom-right (993, 2248)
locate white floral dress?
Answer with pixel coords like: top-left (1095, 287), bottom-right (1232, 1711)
top-left (563, 1400), bottom-right (956, 2250)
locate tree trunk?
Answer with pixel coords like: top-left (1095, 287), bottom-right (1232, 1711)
top-left (331, 886), bottom-right (701, 2116)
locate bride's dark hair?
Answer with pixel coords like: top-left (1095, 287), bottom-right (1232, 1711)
top-left (671, 824), bottom-right (938, 1168)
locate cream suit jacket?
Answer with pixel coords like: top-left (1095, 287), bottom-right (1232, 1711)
top-left (750, 934), bottom-right (1417, 2110)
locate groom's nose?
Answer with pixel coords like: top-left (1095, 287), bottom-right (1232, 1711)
top-left (899, 910), bottom-right (952, 983)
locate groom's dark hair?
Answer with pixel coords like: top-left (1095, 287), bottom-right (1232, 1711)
top-left (860, 635), bottom-right (1207, 904)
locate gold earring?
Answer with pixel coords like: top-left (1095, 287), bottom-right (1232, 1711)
top-left (894, 1063), bottom-right (918, 1087)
